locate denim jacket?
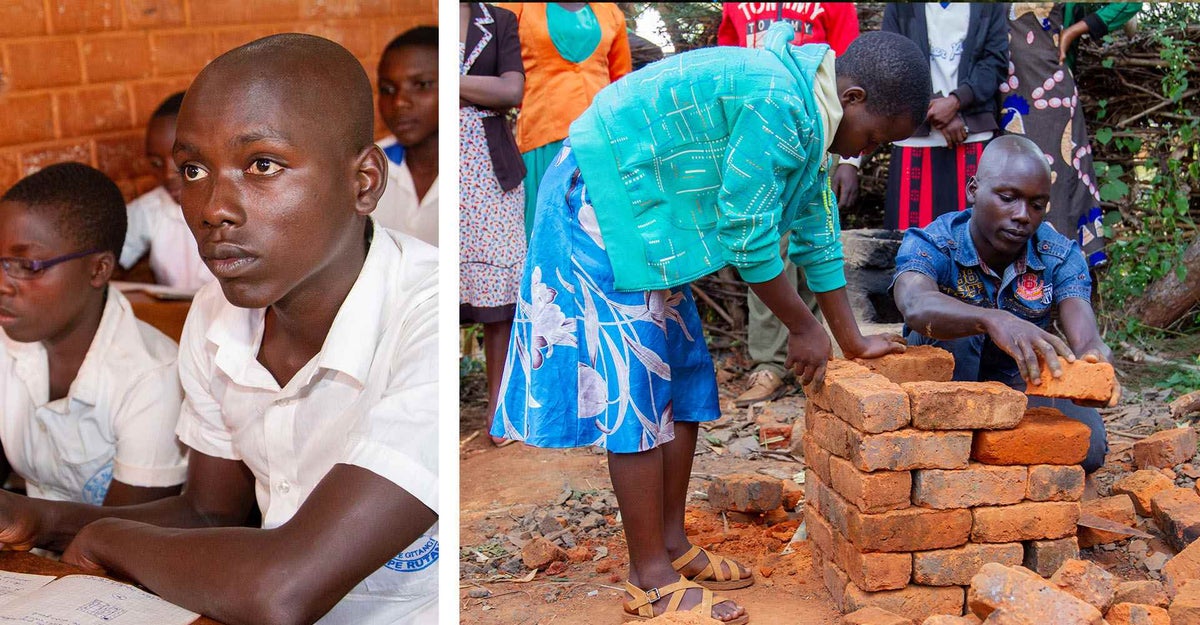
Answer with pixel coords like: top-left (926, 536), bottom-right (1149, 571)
top-left (893, 209), bottom-right (1092, 328)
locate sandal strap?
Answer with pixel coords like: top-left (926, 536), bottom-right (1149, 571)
top-left (673, 546), bottom-right (746, 583)
top-left (622, 576), bottom-right (711, 617)
top-left (669, 545), bottom-right (703, 571)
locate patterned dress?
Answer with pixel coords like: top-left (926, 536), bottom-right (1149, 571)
top-left (460, 36), bottom-right (527, 323)
top-left (490, 145), bottom-right (721, 453)
top-left (1001, 3), bottom-right (1106, 266)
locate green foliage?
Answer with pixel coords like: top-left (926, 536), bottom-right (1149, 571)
top-left (460, 324), bottom-right (485, 377)
top-left (1157, 366), bottom-right (1200, 396)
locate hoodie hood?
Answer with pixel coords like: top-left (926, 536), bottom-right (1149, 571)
top-left (761, 21), bottom-right (842, 155)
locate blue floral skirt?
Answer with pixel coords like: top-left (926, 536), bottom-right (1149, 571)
top-left (490, 145), bottom-right (721, 453)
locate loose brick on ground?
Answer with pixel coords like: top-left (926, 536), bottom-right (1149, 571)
top-left (921, 617), bottom-right (980, 625)
top-left (782, 479), bottom-right (804, 511)
top-left (521, 537), bottom-right (566, 570)
top-left (1050, 559), bottom-right (1117, 612)
top-left (849, 506), bottom-right (972, 553)
top-left (1077, 495), bottom-right (1137, 548)
top-left (1104, 602), bottom-right (1170, 625)
top-left (1026, 357), bottom-right (1116, 404)
top-left (756, 415), bottom-right (792, 450)
top-left (1023, 537), bottom-right (1079, 577)
top-left (827, 373), bottom-right (911, 433)
top-left (1150, 487), bottom-right (1200, 552)
top-left (912, 543), bottom-right (1024, 586)
top-left (1112, 470), bottom-right (1176, 516)
top-left (853, 345), bottom-right (955, 384)
top-left (854, 429), bottom-right (973, 472)
top-left (971, 407), bottom-right (1090, 465)
top-left (1112, 581), bottom-right (1169, 608)
top-left (842, 606), bottom-right (915, 625)
top-left (971, 501), bottom-right (1080, 543)
top-left (1026, 464), bottom-right (1085, 502)
top-left (707, 474), bottom-right (783, 513)
top-left (1169, 579), bottom-right (1200, 625)
top-left (903, 381), bottom-right (1026, 430)
top-left (967, 562), bottom-right (1103, 623)
top-left (912, 464), bottom-right (1027, 509)
top-left (1134, 427), bottom-right (1199, 470)
top-left (829, 454), bottom-right (911, 513)
top-left (1162, 538), bottom-right (1200, 596)
top-left (803, 360), bottom-right (874, 411)
top-left (844, 582), bottom-right (965, 623)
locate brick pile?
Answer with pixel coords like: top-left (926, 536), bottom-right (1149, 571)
top-left (799, 345), bottom-right (1106, 622)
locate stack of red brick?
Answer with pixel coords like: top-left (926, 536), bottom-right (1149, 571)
top-left (799, 346), bottom-right (1107, 622)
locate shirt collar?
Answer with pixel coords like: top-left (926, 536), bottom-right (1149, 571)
top-left (953, 209), bottom-right (1046, 274)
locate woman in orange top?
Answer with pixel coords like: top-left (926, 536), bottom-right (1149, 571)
top-left (498, 2), bottom-right (632, 239)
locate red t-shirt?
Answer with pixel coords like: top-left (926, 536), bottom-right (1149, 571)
top-left (718, 2), bottom-right (859, 54)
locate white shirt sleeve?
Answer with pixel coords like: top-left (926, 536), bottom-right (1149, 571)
top-left (120, 196), bottom-right (154, 270)
top-left (111, 362), bottom-right (188, 487)
top-left (174, 292), bottom-right (240, 461)
top-left (341, 274), bottom-right (438, 513)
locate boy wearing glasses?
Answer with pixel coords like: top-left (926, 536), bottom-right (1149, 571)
top-left (0, 162), bottom-right (187, 505)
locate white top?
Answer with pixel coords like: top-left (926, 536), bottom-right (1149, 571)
top-left (0, 288), bottom-right (187, 504)
top-left (174, 221), bottom-right (439, 625)
top-left (374, 136), bottom-right (439, 247)
top-left (120, 186), bottom-right (214, 293)
top-left (896, 3), bottom-right (992, 148)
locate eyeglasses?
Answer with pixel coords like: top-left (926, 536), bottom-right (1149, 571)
top-left (0, 249), bottom-right (102, 280)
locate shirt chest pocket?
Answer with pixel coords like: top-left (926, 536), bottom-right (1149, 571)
top-left (33, 408), bottom-right (115, 503)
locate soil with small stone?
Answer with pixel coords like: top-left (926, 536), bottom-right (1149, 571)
top-left (459, 352), bottom-right (1184, 624)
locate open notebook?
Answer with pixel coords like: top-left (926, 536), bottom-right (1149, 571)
top-left (0, 572), bottom-right (197, 625)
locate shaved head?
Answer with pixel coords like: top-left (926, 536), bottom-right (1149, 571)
top-left (184, 33), bottom-right (375, 155)
top-left (976, 135), bottom-right (1051, 186)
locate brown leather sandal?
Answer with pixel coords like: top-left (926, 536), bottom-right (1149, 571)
top-left (622, 575), bottom-right (748, 624)
top-left (672, 545), bottom-right (755, 590)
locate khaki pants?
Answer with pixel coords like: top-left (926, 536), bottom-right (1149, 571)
top-left (746, 259), bottom-right (824, 378)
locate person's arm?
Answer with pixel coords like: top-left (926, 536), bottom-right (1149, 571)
top-left (823, 2), bottom-right (860, 56)
top-left (952, 4), bottom-right (1009, 114)
top-left (461, 72), bottom-right (525, 109)
top-left (831, 162), bottom-right (859, 210)
top-left (894, 270), bottom-right (1074, 384)
top-left (606, 6), bottom-right (632, 82)
top-left (1060, 3), bottom-right (1141, 63)
top-left (1058, 297), bottom-right (1109, 361)
top-left (65, 464), bottom-right (433, 625)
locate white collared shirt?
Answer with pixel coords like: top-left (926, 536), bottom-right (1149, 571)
top-left (174, 221), bottom-right (438, 625)
top-left (120, 186), bottom-right (214, 292)
top-left (374, 136), bottom-right (439, 247)
top-left (0, 287), bottom-right (187, 503)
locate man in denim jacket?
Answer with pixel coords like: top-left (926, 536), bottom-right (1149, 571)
top-left (892, 135), bottom-right (1112, 472)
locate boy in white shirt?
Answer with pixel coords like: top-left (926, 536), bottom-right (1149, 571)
top-left (374, 27), bottom-right (439, 246)
top-left (120, 92), bottom-right (214, 292)
top-left (0, 162), bottom-right (187, 506)
top-left (0, 34), bottom-right (438, 625)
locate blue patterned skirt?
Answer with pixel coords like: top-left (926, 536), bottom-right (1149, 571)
top-left (490, 145), bottom-right (721, 453)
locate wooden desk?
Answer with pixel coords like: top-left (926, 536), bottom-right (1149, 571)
top-left (125, 291), bottom-right (191, 343)
top-left (0, 551), bottom-right (223, 624)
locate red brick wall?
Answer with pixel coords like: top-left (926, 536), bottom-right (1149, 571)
top-left (0, 0), bottom-right (436, 200)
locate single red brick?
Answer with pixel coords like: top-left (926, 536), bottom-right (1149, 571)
top-left (911, 464), bottom-right (1027, 509)
top-left (971, 407), bottom-right (1090, 465)
top-left (129, 77), bottom-right (193, 126)
top-left (0, 94), bottom-right (56, 147)
top-left (842, 606), bottom-right (915, 625)
top-left (95, 132), bottom-right (150, 184)
top-left (124, 0), bottom-right (187, 28)
top-left (48, 0), bottom-right (121, 34)
top-left (1113, 581), bottom-right (1169, 609)
top-left (152, 31), bottom-right (216, 77)
top-left (826, 373), bottom-right (910, 433)
top-left (802, 360), bottom-right (873, 411)
top-left (1105, 603), bottom-right (1170, 625)
top-left (299, 21), bottom-right (375, 59)
top-left (1026, 357), bottom-right (1116, 404)
top-left (802, 434), bottom-right (832, 486)
top-left (912, 543), bottom-right (1024, 586)
top-left (854, 429), bottom-right (973, 472)
top-left (19, 142), bottom-right (92, 176)
top-left (853, 345), bottom-right (955, 384)
top-left (970, 501), bottom-right (1080, 543)
top-left (1050, 559), bottom-right (1117, 612)
top-left (186, 0), bottom-right (250, 24)
top-left (757, 419), bottom-right (792, 450)
top-left (6, 39), bottom-right (82, 89)
top-left (0, 0), bottom-right (46, 36)
top-left (1113, 470), bottom-right (1176, 516)
top-left (835, 528), bottom-right (912, 591)
top-left (520, 537), bottom-right (565, 570)
top-left (806, 407), bottom-right (855, 458)
top-left (1026, 464), bottom-right (1085, 502)
top-left (848, 506), bottom-right (972, 553)
top-left (1022, 537), bottom-right (1079, 577)
top-left (246, 0), bottom-right (300, 22)
top-left (82, 35), bottom-right (152, 83)
top-left (782, 479), bottom-right (804, 511)
top-left (818, 553), bottom-right (850, 612)
top-left (1150, 488), bottom-right (1200, 552)
top-left (829, 454), bottom-right (911, 514)
top-left (56, 86), bottom-right (132, 136)
top-left (1163, 539), bottom-right (1200, 597)
top-left (805, 504), bottom-right (835, 561)
top-left (967, 562), bottom-right (1103, 623)
top-left (708, 474), bottom-right (783, 513)
top-left (1077, 495), bottom-right (1136, 548)
top-left (1134, 427), bottom-right (1198, 470)
top-left (806, 470), bottom-right (851, 536)
top-left (903, 381), bottom-right (1026, 431)
top-left (1170, 579), bottom-right (1200, 625)
top-left (843, 583), bottom-right (965, 623)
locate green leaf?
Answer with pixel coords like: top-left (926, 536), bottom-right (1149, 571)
top-left (1103, 212), bottom-right (1123, 227)
top-left (1102, 58), bottom-right (1115, 68)
top-left (1099, 179), bottom-right (1129, 202)
top-left (1178, 265), bottom-right (1190, 282)
top-left (1095, 127), bottom-right (1113, 145)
